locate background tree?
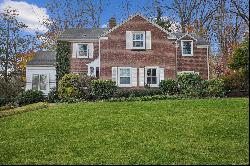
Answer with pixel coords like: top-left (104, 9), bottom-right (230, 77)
top-left (40, 0), bottom-right (106, 50)
top-left (0, 7), bottom-right (37, 81)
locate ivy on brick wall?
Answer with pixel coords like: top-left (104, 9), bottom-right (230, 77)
top-left (56, 41), bottom-right (71, 85)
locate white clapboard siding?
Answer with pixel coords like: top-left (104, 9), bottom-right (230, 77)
top-left (126, 31), bottom-right (133, 49)
top-left (139, 68), bottom-right (145, 86)
top-left (112, 67), bottom-right (117, 84)
top-left (146, 31), bottom-right (151, 49)
top-left (132, 68), bottom-right (137, 87)
top-left (72, 43), bottom-right (77, 58)
top-left (88, 43), bottom-right (94, 58)
top-left (159, 68), bottom-right (165, 83)
top-left (25, 66), bottom-right (56, 95)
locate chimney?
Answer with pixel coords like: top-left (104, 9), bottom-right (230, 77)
top-left (109, 17), bottom-right (116, 29)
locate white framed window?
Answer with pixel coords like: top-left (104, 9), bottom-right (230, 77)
top-left (32, 74), bottom-right (47, 91)
top-left (118, 67), bottom-right (132, 87)
top-left (181, 40), bottom-right (193, 56)
top-left (77, 44), bottom-right (89, 58)
top-left (132, 32), bottom-right (145, 49)
top-left (146, 68), bottom-right (158, 86)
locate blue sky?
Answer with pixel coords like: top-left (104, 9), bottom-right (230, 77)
top-left (0, 0), bottom-right (161, 32)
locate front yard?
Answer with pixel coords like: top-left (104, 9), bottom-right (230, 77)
top-left (0, 98), bottom-right (249, 164)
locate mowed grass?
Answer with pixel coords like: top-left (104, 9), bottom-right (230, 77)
top-left (0, 98), bottom-right (248, 165)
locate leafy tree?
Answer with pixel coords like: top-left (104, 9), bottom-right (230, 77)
top-left (229, 37), bottom-right (249, 79)
top-left (0, 7), bottom-right (37, 81)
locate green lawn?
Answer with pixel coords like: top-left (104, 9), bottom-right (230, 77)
top-left (0, 98), bottom-right (249, 165)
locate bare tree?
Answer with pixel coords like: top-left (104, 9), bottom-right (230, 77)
top-left (40, 0), bottom-right (106, 50)
top-left (229, 0), bottom-right (249, 28)
top-left (121, 0), bottom-right (132, 18)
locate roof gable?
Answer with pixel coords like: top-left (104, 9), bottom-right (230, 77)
top-left (102, 13), bottom-right (170, 37)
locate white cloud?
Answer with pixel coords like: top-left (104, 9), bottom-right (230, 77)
top-left (0, 0), bottom-right (49, 33)
top-left (101, 24), bottom-right (107, 28)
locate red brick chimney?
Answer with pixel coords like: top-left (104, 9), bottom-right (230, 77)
top-left (109, 17), bottom-right (116, 29)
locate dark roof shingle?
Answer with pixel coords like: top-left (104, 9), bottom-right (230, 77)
top-left (58, 28), bottom-right (107, 40)
top-left (27, 51), bottom-right (56, 66)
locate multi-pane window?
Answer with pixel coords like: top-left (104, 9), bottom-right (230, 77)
top-left (119, 68), bottom-right (131, 85)
top-left (182, 41), bottom-right (193, 56)
top-left (32, 74), bottom-right (47, 91)
top-left (78, 44), bottom-right (88, 58)
top-left (132, 33), bottom-right (144, 48)
top-left (146, 68), bottom-right (157, 84)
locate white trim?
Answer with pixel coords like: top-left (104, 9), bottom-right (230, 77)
top-left (76, 43), bottom-right (89, 58)
top-left (100, 37), bottom-right (108, 40)
top-left (197, 45), bottom-right (209, 48)
top-left (177, 71), bottom-right (199, 75)
top-left (145, 66), bottom-right (159, 87)
top-left (177, 33), bottom-right (197, 41)
top-left (181, 40), bottom-right (193, 56)
top-left (131, 31), bottom-right (145, 49)
top-left (101, 13), bottom-right (170, 37)
top-left (117, 67), bottom-right (132, 87)
top-left (59, 39), bottom-right (99, 42)
top-left (87, 58), bottom-right (100, 77)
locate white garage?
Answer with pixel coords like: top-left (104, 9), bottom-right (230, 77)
top-left (26, 51), bottom-right (56, 95)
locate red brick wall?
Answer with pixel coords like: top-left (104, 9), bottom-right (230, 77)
top-left (69, 41), bottom-right (99, 73)
top-left (176, 36), bottom-right (208, 79)
top-left (100, 15), bottom-right (177, 81)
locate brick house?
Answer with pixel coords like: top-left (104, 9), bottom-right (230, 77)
top-left (26, 13), bottom-right (209, 94)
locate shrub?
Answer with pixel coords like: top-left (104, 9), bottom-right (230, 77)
top-left (58, 74), bottom-right (81, 101)
top-left (0, 76), bottom-right (24, 106)
top-left (221, 72), bottom-right (248, 92)
top-left (159, 79), bottom-right (178, 95)
top-left (15, 90), bottom-right (44, 106)
top-left (91, 80), bottom-right (117, 99)
top-left (207, 79), bottom-right (225, 97)
top-left (48, 87), bottom-right (59, 103)
top-left (78, 74), bottom-right (97, 100)
top-left (114, 88), bottom-right (162, 98)
top-left (177, 73), bottom-right (207, 97)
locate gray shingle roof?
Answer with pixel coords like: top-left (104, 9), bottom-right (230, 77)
top-left (27, 51), bottom-right (56, 66)
top-left (170, 32), bottom-right (209, 45)
top-left (58, 28), bottom-right (108, 40)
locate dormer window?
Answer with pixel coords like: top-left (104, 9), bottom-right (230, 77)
top-left (181, 40), bottom-right (193, 56)
top-left (77, 44), bottom-right (89, 58)
top-left (132, 32), bottom-right (145, 49)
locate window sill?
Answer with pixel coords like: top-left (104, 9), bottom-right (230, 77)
top-left (182, 54), bottom-right (193, 57)
top-left (118, 84), bottom-right (132, 87)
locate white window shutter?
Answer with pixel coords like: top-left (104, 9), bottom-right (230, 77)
top-left (72, 43), bottom-right (77, 58)
top-left (112, 67), bottom-right (117, 85)
top-left (132, 68), bottom-right (137, 87)
top-left (159, 68), bottom-right (165, 83)
top-left (88, 43), bottom-right (94, 58)
top-left (139, 68), bottom-right (145, 86)
top-left (146, 31), bottom-right (151, 49)
top-left (126, 31), bottom-right (132, 49)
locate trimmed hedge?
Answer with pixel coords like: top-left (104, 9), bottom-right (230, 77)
top-left (114, 88), bottom-right (162, 98)
top-left (177, 73), bottom-right (207, 97)
top-left (159, 79), bottom-right (178, 95)
top-left (206, 79), bottom-right (225, 97)
top-left (15, 90), bottom-right (44, 106)
top-left (91, 80), bottom-right (117, 99)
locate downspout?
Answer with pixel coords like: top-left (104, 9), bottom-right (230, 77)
top-left (98, 37), bottom-right (101, 79)
top-left (175, 41), bottom-right (178, 79)
top-left (207, 45), bottom-right (210, 80)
